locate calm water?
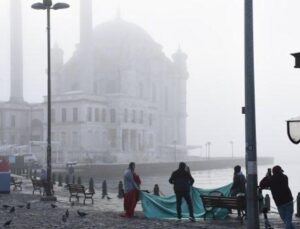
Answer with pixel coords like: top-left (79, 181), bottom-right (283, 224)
top-left (100, 163), bottom-right (300, 202)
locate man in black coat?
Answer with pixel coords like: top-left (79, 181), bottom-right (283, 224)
top-left (259, 165), bottom-right (295, 229)
top-left (169, 162), bottom-right (195, 221)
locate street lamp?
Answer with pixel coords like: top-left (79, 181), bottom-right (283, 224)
top-left (31, 0), bottom-right (69, 200)
top-left (286, 118), bottom-right (300, 144)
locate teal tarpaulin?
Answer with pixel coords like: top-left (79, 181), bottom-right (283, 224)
top-left (140, 183), bottom-right (232, 219)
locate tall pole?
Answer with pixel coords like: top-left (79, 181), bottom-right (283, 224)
top-left (244, 0), bottom-right (259, 228)
top-left (46, 6), bottom-right (52, 197)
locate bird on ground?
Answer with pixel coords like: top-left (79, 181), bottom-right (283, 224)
top-left (51, 204), bottom-right (57, 208)
top-left (106, 196), bottom-right (112, 200)
top-left (17, 205), bottom-right (24, 208)
top-left (9, 207), bottom-right (15, 213)
top-left (26, 202), bottom-right (30, 209)
top-left (3, 219), bottom-right (12, 227)
top-left (62, 214), bottom-right (67, 222)
top-left (2, 205), bottom-right (10, 209)
top-left (65, 209), bottom-right (69, 218)
top-left (77, 210), bottom-right (87, 217)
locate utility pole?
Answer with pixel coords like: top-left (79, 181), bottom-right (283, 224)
top-left (244, 0), bottom-right (259, 228)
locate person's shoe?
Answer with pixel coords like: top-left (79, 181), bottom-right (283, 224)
top-left (189, 217), bottom-right (196, 222)
top-left (176, 217), bottom-right (182, 222)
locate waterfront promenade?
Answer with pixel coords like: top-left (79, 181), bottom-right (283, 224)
top-left (1, 177), bottom-right (299, 228)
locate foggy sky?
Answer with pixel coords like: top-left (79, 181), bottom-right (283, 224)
top-left (1, 0), bottom-right (300, 163)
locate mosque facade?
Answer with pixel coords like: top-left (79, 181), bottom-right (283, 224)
top-left (0, 0), bottom-right (189, 164)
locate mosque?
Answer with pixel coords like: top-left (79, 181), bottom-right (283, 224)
top-left (0, 0), bottom-right (189, 164)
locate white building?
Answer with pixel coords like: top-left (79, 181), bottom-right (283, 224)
top-left (0, 0), bottom-right (189, 164)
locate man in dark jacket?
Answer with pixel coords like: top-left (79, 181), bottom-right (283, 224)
top-left (259, 165), bottom-right (295, 229)
top-left (169, 162), bottom-right (195, 222)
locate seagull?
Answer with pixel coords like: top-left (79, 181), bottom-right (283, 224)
top-left (3, 219), bottom-right (12, 227)
top-left (65, 209), bottom-right (69, 218)
top-left (77, 210), bottom-right (87, 217)
top-left (26, 202), bottom-right (31, 209)
top-left (106, 196), bottom-right (112, 200)
top-left (62, 214), bottom-right (67, 222)
top-left (51, 204), bottom-right (57, 208)
top-left (3, 205), bottom-right (10, 209)
top-left (17, 205), bottom-right (24, 208)
top-left (9, 207), bottom-right (15, 213)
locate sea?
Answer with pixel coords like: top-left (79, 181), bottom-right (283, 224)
top-left (99, 160), bottom-right (300, 210)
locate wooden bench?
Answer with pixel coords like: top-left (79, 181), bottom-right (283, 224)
top-left (67, 184), bottom-right (94, 204)
top-left (10, 176), bottom-right (22, 191)
top-left (200, 194), bottom-right (246, 223)
top-left (31, 178), bottom-right (54, 195)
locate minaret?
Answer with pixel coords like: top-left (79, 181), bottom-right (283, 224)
top-left (79, 0), bottom-right (94, 94)
top-left (10, 0), bottom-right (24, 103)
top-left (172, 47), bottom-right (189, 146)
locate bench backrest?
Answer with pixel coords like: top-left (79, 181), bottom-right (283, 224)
top-left (68, 184), bottom-right (85, 193)
top-left (31, 179), bottom-right (43, 187)
top-left (201, 195), bottom-right (245, 210)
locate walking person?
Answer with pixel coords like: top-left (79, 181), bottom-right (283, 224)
top-left (121, 162), bottom-right (140, 218)
top-left (169, 162), bottom-right (195, 222)
top-left (259, 165), bottom-right (295, 229)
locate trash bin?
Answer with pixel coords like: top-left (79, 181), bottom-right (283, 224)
top-left (0, 159), bottom-right (11, 193)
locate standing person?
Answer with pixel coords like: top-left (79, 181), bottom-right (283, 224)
top-left (259, 165), bottom-right (295, 229)
top-left (229, 165), bottom-right (246, 217)
top-left (169, 162), bottom-right (195, 222)
top-left (121, 162), bottom-right (139, 218)
top-left (230, 165), bottom-right (246, 196)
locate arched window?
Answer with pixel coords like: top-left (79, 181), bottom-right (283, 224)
top-left (132, 110), bottom-right (136, 123)
top-left (62, 108), bottom-right (67, 122)
top-left (124, 109), bottom-right (128, 123)
top-left (110, 109), bottom-right (116, 123)
top-left (95, 108), bottom-right (100, 122)
top-left (102, 109), bottom-right (106, 122)
top-left (139, 110), bottom-right (143, 124)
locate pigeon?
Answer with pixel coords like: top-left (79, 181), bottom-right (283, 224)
top-left (77, 210), bottom-right (87, 217)
top-left (26, 202), bottom-right (31, 209)
top-left (3, 219), bottom-right (12, 227)
top-left (62, 214), bottom-right (67, 222)
top-left (3, 205), bottom-right (10, 209)
top-left (17, 205), bottom-right (24, 208)
top-left (106, 196), bottom-right (112, 200)
top-left (9, 207), bottom-right (15, 213)
top-left (51, 204), bottom-right (57, 208)
top-left (65, 209), bottom-right (69, 218)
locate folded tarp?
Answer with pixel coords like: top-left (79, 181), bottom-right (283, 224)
top-left (140, 183), bottom-right (232, 219)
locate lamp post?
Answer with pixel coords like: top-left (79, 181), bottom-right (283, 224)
top-left (244, 0), bottom-right (259, 227)
top-left (31, 0), bottom-right (69, 199)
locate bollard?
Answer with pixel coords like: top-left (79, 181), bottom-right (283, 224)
top-left (153, 184), bottom-right (160, 196)
top-left (58, 173), bottom-right (62, 187)
top-left (52, 173), bottom-right (56, 185)
top-left (89, 177), bottom-right (95, 193)
top-left (296, 192), bottom-right (300, 217)
top-left (117, 181), bottom-right (124, 198)
top-left (102, 180), bottom-right (108, 199)
top-left (65, 174), bottom-right (69, 185)
top-left (265, 194), bottom-right (270, 212)
top-left (77, 176), bottom-right (81, 185)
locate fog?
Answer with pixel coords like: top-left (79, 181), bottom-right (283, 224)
top-left (1, 0), bottom-right (300, 163)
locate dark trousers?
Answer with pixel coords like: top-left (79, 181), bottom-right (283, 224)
top-left (175, 191), bottom-right (194, 219)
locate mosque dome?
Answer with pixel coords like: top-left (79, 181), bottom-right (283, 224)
top-left (92, 18), bottom-right (166, 74)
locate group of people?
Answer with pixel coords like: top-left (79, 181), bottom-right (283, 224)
top-left (121, 161), bottom-right (295, 228)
